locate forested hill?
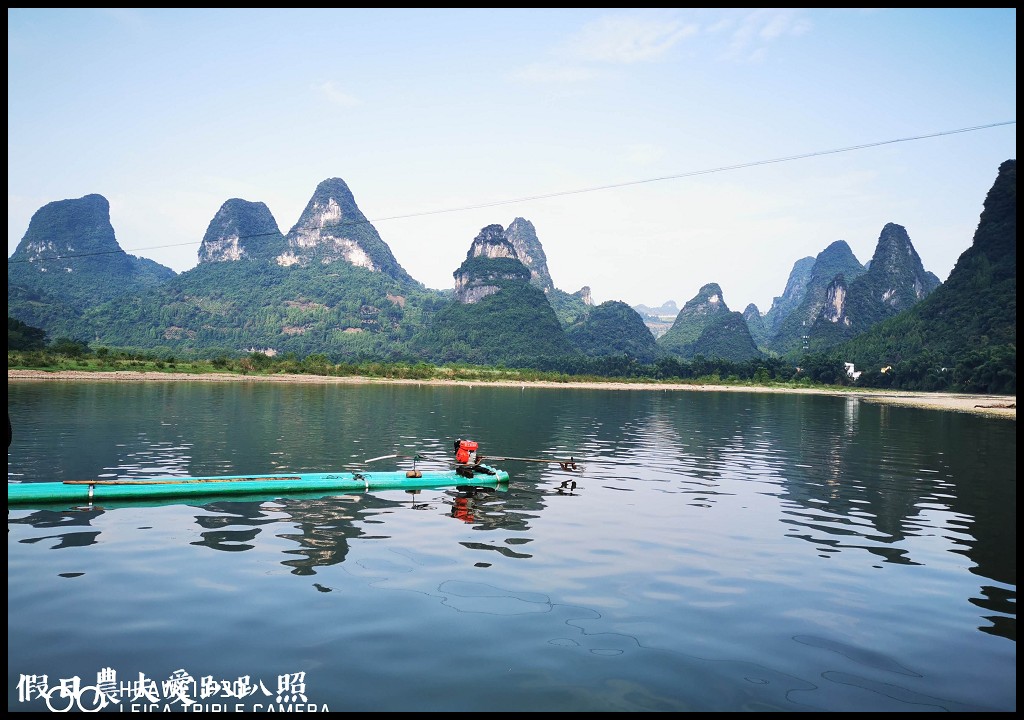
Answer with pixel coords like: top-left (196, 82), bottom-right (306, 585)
top-left (839, 159), bottom-right (1016, 393)
top-left (7, 194), bottom-right (176, 335)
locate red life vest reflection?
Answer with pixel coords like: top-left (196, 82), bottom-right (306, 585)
top-left (451, 496), bottom-right (474, 523)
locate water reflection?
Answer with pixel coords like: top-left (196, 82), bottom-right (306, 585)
top-left (9, 481), bottom-right (552, 576)
top-left (448, 488), bottom-right (480, 523)
top-left (103, 438), bottom-right (195, 480)
top-left (10, 383), bottom-right (1014, 581)
top-left (403, 488), bottom-right (434, 511)
top-left (10, 508), bottom-right (104, 549)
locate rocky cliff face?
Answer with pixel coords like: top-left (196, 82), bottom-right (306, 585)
top-left (819, 276), bottom-right (851, 327)
top-left (504, 217), bottom-right (555, 293)
top-left (453, 224), bottom-right (531, 303)
top-left (198, 199), bottom-right (285, 263)
top-left (276, 178), bottom-right (416, 284)
top-left (768, 240), bottom-right (866, 355)
top-left (573, 286), bottom-right (593, 306)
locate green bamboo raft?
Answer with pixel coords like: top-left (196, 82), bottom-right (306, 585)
top-left (7, 466), bottom-right (510, 506)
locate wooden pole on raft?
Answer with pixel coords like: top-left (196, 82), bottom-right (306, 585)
top-left (63, 476), bottom-right (304, 486)
top-left (478, 455), bottom-right (581, 470)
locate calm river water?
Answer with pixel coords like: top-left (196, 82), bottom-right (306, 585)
top-left (7, 380), bottom-right (1016, 712)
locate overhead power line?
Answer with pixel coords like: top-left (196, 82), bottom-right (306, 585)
top-left (370, 121), bottom-right (1017, 220)
top-left (8, 120), bottom-right (1015, 266)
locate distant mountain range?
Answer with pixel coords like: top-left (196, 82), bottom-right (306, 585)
top-left (633, 300), bottom-right (679, 319)
top-left (7, 160), bottom-right (1016, 393)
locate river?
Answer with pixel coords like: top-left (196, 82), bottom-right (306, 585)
top-left (7, 379), bottom-right (1016, 711)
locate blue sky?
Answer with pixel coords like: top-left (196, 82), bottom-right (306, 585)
top-left (7, 8), bottom-right (1016, 312)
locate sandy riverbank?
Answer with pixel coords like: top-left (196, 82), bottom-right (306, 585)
top-left (8, 369), bottom-right (1016, 419)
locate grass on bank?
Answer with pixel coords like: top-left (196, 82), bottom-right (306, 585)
top-left (7, 347), bottom-right (851, 393)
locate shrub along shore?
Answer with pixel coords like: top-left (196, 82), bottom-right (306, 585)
top-left (7, 364), bottom-right (1015, 420)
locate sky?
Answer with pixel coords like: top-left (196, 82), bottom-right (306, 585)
top-left (7, 8), bottom-right (1017, 313)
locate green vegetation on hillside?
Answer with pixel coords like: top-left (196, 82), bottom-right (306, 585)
top-left (565, 300), bottom-right (659, 363)
top-left (8, 317), bottom-right (47, 351)
top-left (9, 308), bottom-right (1012, 395)
top-left (78, 260), bottom-right (446, 361)
top-left (410, 282), bottom-right (572, 367)
top-left (546, 288), bottom-right (591, 327)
